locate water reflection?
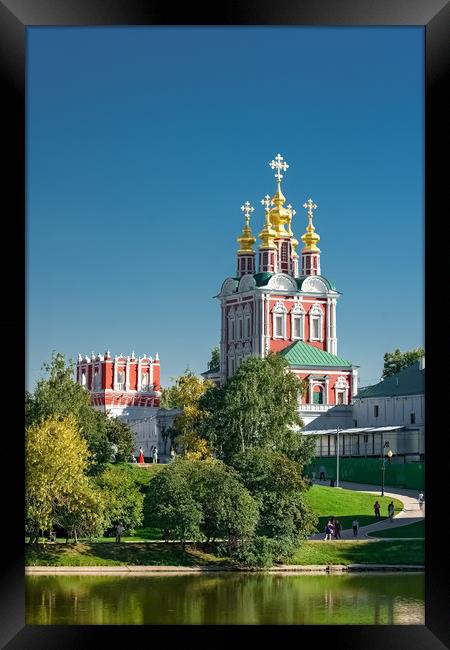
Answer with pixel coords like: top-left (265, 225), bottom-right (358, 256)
top-left (26, 573), bottom-right (424, 625)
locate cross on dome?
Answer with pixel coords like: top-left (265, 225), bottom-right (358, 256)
top-left (261, 194), bottom-right (273, 211)
top-left (287, 203), bottom-right (296, 217)
top-left (240, 200), bottom-right (255, 225)
top-left (303, 198), bottom-right (318, 218)
top-left (269, 153), bottom-right (289, 182)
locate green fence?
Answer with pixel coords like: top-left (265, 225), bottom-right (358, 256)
top-left (306, 457), bottom-right (425, 491)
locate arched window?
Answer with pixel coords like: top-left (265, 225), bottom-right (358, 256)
top-left (291, 303), bottom-right (305, 340)
top-left (94, 368), bottom-right (101, 391)
top-left (313, 385), bottom-right (324, 404)
top-left (141, 371), bottom-right (149, 390)
top-left (81, 370), bottom-right (87, 387)
top-left (309, 303), bottom-right (323, 341)
top-left (273, 301), bottom-right (287, 339)
top-left (244, 303), bottom-right (251, 339)
top-left (334, 376), bottom-right (349, 405)
top-left (117, 370), bottom-right (125, 391)
top-left (228, 307), bottom-right (236, 342)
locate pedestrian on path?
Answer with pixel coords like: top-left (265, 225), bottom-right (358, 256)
top-left (334, 519), bottom-right (342, 540)
top-left (319, 465), bottom-right (326, 481)
top-left (352, 519), bottom-right (359, 537)
top-left (387, 501), bottom-right (395, 521)
top-left (418, 492), bottom-right (425, 509)
top-left (138, 447), bottom-right (144, 464)
top-left (324, 518), bottom-right (334, 541)
top-left (153, 447), bottom-right (158, 464)
top-left (115, 523), bottom-right (124, 544)
top-left (374, 500), bottom-right (381, 519)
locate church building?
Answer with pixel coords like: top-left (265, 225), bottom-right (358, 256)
top-left (214, 154), bottom-right (359, 430)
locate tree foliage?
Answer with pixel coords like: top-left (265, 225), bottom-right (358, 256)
top-left (230, 448), bottom-right (317, 562)
top-left (25, 414), bottom-right (105, 541)
top-left (94, 465), bottom-right (144, 535)
top-left (200, 354), bottom-right (311, 463)
top-left (145, 459), bottom-right (258, 552)
top-left (208, 346), bottom-right (220, 371)
top-left (26, 352), bottom-right (133, 471)
top-left (382, 347), bottom-right (424, 379)
top-left (160, 370), bottom-right (214, 459)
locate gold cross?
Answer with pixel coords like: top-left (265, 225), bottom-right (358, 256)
top-left (303, 198), bottom-right (318, 219)
top-left (240, 200), bottom-right (255, 226)
top-left (269, 153), bottom-right (289, 182)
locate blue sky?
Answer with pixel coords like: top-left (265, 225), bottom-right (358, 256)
top-left (27, 26), bottom-right (424, 390)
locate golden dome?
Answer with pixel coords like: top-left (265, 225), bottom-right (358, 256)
top-left (237, 201), bottom-right (256, 253)
top-left (301, 198), bottom-right (321, 252)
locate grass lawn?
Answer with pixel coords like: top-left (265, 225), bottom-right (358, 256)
top-left (367, 520), bottom-right (425, 539)
top-left (289, 540), bottom-right (424, 566)
top-left (305, 485), bottom-right (403, 534)
top-left (25, 542), bottom-right (228, 567)
top-left (25, 539), bottom-right (424, 567)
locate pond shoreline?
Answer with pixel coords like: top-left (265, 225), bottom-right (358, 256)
top-left (26, 564), bottom-right (424, 575)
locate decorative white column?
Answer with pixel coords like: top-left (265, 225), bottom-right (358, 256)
top-left (265, 292), bottom-right (270, 355)
top-left (260, 294), bottom-right (265, 357)
top-left (137, 357), bottom-right (142, 391)
top-left (113, 358), bottom-right (118, 390)
top-left (352, 368), bottom-right (358, 397)
top-left (325, 376), bottom-right (329, 405)
top-left (330, 299), bottom-right (337, 355)
top-left (326, 299), bottom-right (331, 352)
top-left (125, 356), bottom-right (130, 391)
top-left (308, 376), bottom-right (313, 404)
top-left (148, 358), bottom-right (154, 390)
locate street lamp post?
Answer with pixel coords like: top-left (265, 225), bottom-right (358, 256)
top-left (381, 449), bottom-right (393, 496)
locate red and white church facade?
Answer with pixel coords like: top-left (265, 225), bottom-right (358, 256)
top-left (214, 154), bottom-right (359, 430)
top-left (75, 351), bottom-right (167, 458)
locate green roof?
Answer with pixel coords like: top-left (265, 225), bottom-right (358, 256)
top-left (253, 272), bottom-right (274, 286)
top-left (279, 341), bottom-right (353, 367)
top-left (356, 361), bottom-right (424, 399)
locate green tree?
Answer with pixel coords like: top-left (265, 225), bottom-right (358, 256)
top-left (95, 465), bottom-right (144, 535)
top-left (200, 354), bottom-right (312, 463)
top-left (230, 448), bottom-right (317, 562)
top-left (145, 459), bottom-right (258, 553)
top-left (189, 459), bottom-right (259, 551)
top-left (160, 370), bottom-right (214, 459)
top-left (26, 352), bottom-right (111, 470)
top-left (25, 414), bottom-right (105, 542)
top-left (382, 347), bottom-right (424, 378)
top-left (103, 417), bottom-right (135, 462)
top-left (146, 461), bottom-right (203, 547)
top-left (208, 346), bottom-right (220, 371)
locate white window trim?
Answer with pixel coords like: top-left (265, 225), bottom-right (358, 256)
top-left (291, 303), bottom-right (305, 341)
top-left (334, 376), bottom-right (349, 405)
top-left (309, 304), bottom-right (323, 342)
top-left (273, 301), bottom-right (287, 339)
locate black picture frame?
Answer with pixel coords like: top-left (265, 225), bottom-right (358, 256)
top-left (1, 0), bottom-right (448, 647)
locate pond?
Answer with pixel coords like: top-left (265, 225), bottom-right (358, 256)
top-left (26, 572), bottom-right (424, 625)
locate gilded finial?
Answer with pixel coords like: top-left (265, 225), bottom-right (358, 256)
top-left (301, 198), bottom-right (320, 251)
top-left (268, 153), bottom-right (292, 235)
top-left (258, 195), bottom-right (277, 249)
top-left (237, 201), bottom-right (256, 253)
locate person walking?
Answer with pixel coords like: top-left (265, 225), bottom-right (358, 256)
top-left (153, 447), bottom-right (158, 465)
top-left (115, 523), bottom-right (124, 544)
top-left (418, 492), bottom-right (425, 509)
top-left (387, 501), bottom-right (395, 521)
top-left (334, 519), bottom-right (342, 540)
top-left (138, 447), bottom-right (145, 464)
top-left (319, 465), bottom-right (326, 481)
top-left (352, 519), bottom-right (359, 537)
top-left (324, 518), bottom-right (334, 541)
top-left (374, 500), bottom-right (381, 520)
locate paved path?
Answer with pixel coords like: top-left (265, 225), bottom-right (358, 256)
top-left (308, 480), bottom-right (425, 541)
